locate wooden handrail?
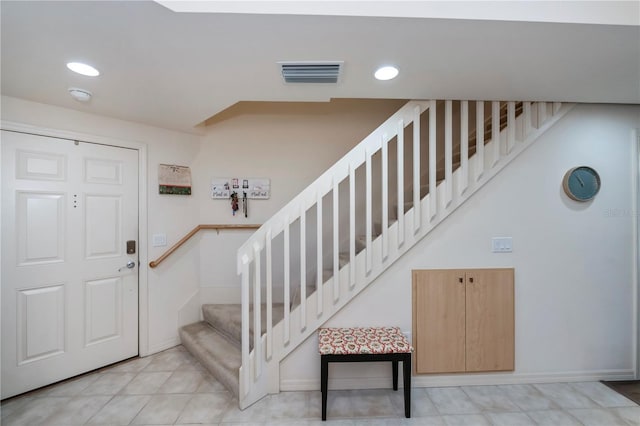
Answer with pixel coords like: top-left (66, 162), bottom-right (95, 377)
top-left (149, 224), bottom-right (260, 268)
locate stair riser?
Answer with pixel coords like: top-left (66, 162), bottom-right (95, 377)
top-left (202, 304), bottom-right (286, 350)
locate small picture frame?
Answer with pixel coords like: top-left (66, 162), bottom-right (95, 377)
top-left (158, 164), bottom-right (192, 195)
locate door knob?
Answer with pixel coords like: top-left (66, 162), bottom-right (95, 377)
top-left (119, 260), bottom-right (136, 272)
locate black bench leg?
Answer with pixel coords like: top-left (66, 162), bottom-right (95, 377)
top-left (403, 355), bottom-right (411, 418)
top-left (392, 360), bottom-right (399, 390)
top-left (321, 356), bottom-right (328, 421)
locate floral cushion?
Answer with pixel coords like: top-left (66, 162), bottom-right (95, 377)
top-left (318, 327), bottom-right (413, 355)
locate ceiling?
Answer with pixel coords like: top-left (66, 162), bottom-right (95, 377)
top-left (1, 1), bottom-right (639, 134)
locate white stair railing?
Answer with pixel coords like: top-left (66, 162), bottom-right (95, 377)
top-left (236, 99), bottom-right (574, 409)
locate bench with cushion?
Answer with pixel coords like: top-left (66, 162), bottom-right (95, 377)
top-left (318, 326), bottom-right (413, 421)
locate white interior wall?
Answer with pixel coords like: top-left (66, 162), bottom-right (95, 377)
top-left (0, 96), bottom-right (203, 354)
top-left (2, 97), bottom-right (638, 380)
top-left (280, 103), bottom-right (640, 390)
top-left (189, 100), bottom-right (405, 306)
top-left (0, 96), bottom-right (404, 354)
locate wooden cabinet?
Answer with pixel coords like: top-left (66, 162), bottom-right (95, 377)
top-left (412, 268), bottom-right (514, 374)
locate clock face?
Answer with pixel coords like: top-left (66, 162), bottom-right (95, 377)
top-left (563, 166), bottom-right (601, 202)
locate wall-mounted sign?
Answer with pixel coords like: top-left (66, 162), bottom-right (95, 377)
top-left (159, 164), bottom-right (192, 195)
top-left (212, 177), bottom-right (270, 199)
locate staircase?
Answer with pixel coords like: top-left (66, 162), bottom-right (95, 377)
top-left (179, 99), bottom-right (574, 409)
top-left (179, 303), bottom-right (285, 397)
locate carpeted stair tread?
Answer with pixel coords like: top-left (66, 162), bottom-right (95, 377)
top-left (179, 321), bottom-right (240, 397)
top-left (202, 303), bottom-right (285, 346)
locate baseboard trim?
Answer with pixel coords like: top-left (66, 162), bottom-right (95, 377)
top-left (280, 369), bottom-right (636, 391)
top-left (147, 337), bottom-right (181, 356)
top-left (178, 289), bottom-right (201, 328)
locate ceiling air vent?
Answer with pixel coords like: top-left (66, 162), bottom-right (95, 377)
top-left (279, 61), bottom-right (343, 84)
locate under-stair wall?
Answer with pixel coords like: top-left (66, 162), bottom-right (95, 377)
top-left (236, 99), bottom-right (578, 408)
top-left (273, 101), bottom-right (530, 309)
top-left (280, 103), bottom-right (640, 391)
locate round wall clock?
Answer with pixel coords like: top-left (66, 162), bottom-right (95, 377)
top-left (562, 166), bottom-right (601, 202)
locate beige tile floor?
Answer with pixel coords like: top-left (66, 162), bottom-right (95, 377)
top-left (1, 345), bottom-right (639, 425)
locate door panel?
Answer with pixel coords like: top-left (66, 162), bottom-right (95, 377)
top-left (17, 192), bottom-right (66, 265)
top-left (16, 149), bottom-right (66, 181)
top-left (85, 195), bottom-right (121, 258)
top-left (2, 130), bottom-right (139, 398)
top-left (465, 268), bottom-right (515, 372)
top-left (85, 277), bottom-right (122, 346)
top-left (413, 269), bottom-right (466, 373)
top-left (17, 284), bottom-right (65, 364)
top-left (84, 158), bottom-right (122, 184)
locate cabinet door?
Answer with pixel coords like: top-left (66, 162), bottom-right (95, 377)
top-left (413, 269), bottom-right (466, 373)
top-left (465, 268), bottom-right (514, 372)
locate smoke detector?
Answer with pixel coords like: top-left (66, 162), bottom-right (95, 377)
top-left (68, 88), bottom-right (92, 102)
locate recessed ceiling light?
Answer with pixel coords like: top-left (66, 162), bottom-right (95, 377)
top-left (374, 66), bottom-right (399, 81)
top-left (68, 87), bottom-right (92, 102)
top-left (66, 62), bottom-right (100, 77)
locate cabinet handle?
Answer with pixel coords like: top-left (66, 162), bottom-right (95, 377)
top-left (458, 277), bottom-right (463, 284)
top-left (469, 277), bottom-right (474, 283)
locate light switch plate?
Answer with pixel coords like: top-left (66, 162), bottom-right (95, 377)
top-left (492, 237), bottom-right (512, 253)
top-left (152, 233), bottom-right (167, 247)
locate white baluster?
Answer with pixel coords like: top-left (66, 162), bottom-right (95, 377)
top-left (283, 215), bottom-right (290, 345)
top-left (299, 205), bottom-right (306, 331)
top-left (523, 102), bottom-right (532, 137)
top-left (538, 102), bottom-right (548, 126)
top-left (445, 100), bottom-right (453, 206)
top-left (265, 230), bottom-right (272, 360)
top-left (349, 164), bottom-right (355, 289)
top-left (460, 101), bottom-right (469, 195)
top-left (429, 100), bottom-right (437, 219)
top-left (476, 101), bottom-right (484, 181)
top-left (414, 105), bottom-right (422, 229)
top-left (492, 101), bottom-right (500, 166)
top-left (365, 147), bottom-right (372, 274)
top-left (507, 101), bottom-right (516, 153)
top-left (316, 192), bottom-right (323, 316)
top-left (332, 175), bottom-right (339, 302)
top-left (381, 133), bottom-right (389, 260)
top-left (397, 119), bottom-right (405, 246)
top-left (253, 242), bottom-right (261, 379)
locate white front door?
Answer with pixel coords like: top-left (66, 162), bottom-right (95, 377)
top-left (1, 130), bottom-right (139, 399)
